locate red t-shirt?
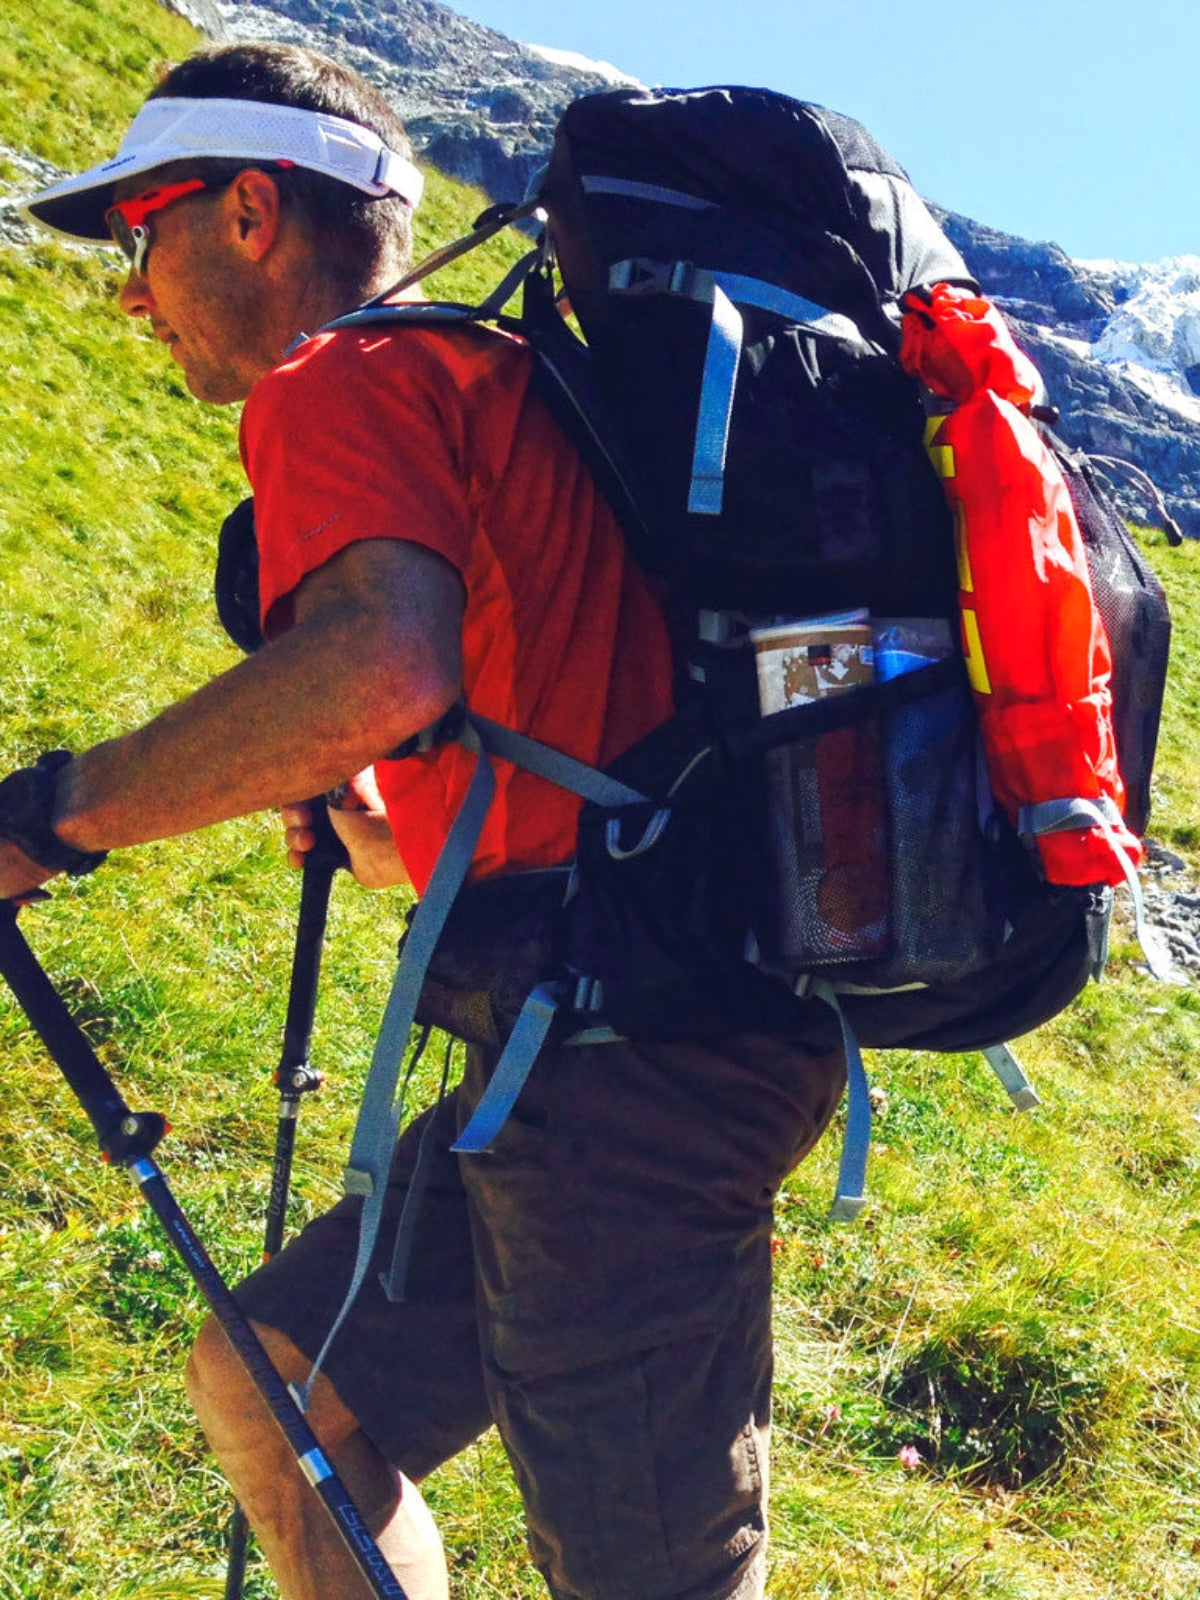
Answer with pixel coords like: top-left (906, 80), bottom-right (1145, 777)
top-left (240, 319), bottom-right (675, 892)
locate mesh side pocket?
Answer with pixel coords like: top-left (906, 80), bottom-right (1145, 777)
top-left (875, 677), bottom-right (997, 986)
top-left (754, 664), bottom-right (1005, 988)
top-left (764, 721), bottom-right (888, 965)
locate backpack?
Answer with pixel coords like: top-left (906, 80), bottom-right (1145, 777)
top-left (224, 85), bottom-right (1175, 1388)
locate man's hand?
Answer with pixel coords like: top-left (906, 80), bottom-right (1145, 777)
top-left (282, 769), bottom-right (408, 889)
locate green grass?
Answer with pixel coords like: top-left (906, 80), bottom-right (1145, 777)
top-left (0, 0), bottom-right (199, 171)
top-left (2, 3), bottom-right (1200, 1597)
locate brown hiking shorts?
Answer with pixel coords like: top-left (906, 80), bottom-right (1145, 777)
top-left (236, 1026), bottom-right (845, 1600)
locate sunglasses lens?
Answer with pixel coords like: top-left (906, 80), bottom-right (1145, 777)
top-left (128, 224), bottom-right (149, 275)
top-left (106, 209), bottom-right (140, 265)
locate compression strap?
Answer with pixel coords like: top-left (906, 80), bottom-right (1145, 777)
top-left (608, 258), bottom-right (873, 517)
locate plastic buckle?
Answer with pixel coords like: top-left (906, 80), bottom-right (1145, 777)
top-left (609, 257), bottom-right (691, 297)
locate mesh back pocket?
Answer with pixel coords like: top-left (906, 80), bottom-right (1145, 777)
top-left (753, 659), bottom-right (1001, 986)
top-left (764, 721), bottom-right (888, 963)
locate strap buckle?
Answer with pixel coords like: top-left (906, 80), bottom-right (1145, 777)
top-left (609, 257), bottom-right (699, 298)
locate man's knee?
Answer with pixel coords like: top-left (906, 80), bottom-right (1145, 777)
top-left (185, 1313), bottom-right (241, 1430)
top-left (186, 1314), bottom-right (357, 1450)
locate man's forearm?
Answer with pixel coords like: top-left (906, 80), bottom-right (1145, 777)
top-left (51, 614), bottom-right (454, 855)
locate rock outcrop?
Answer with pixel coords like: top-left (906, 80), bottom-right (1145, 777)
top-left (215, 0), bottom-right (634, 200)
top-left (936, 210), bottom-right (1200, 533)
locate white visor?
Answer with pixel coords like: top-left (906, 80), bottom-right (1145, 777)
top-left (21, 96), bottom-right (424, 243)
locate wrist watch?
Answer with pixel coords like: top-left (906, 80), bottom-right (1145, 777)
top-left (0, 751), bottom-right (108, 877)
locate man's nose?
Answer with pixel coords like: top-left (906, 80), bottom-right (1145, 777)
top-left (118, 269), bottom-right (152, 317)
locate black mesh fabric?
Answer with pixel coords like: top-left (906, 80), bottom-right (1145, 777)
top-left (752, 666), bottom-right (1010, 991)
top-left (1060, 446), bottom-right (1171, 837)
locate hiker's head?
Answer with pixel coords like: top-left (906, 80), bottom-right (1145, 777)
top-left (140, 45), bottom-right (419, 294)
top-left (22, 42), bottom-right (422, 401)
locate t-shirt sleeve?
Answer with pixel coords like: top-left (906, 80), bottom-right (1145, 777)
top-left (240, 331), bottom-right (474, 636)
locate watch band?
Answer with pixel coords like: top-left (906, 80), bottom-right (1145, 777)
top-left (0, 751), bottom-right (109, 878)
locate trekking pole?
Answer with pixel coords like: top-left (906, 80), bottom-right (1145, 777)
top-left (0, 900), bottom-right (409, 1600)
top-left (225, 804), bottom-right (347, 1600)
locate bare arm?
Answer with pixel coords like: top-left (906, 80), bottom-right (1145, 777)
top-left (0, 538), bottom-right (463, 896)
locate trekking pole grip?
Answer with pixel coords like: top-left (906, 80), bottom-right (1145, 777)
top-left (308, 792), bottom-right (351, 874)
top-left (278, 798), bottom-right (345, 1078)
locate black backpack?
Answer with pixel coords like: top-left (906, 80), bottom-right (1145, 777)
top-left (219, 87), bottom-right (1172, 1276)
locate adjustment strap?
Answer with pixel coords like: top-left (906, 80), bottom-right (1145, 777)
top-left (981, 1042), bottom-right (1041, 1111)
top-left (296, 708), bottom-right (644, 1399)
top-left (437, 714), bottom-right (650, 1155)
top-left (468, 713), bottom-right (647, 807)
top-left (327, 198), bottom-right (542, 312)
top-left (608, 259), bottom-right (872, 518)
top-left (1019, 796), bottom-right (1175, 982)
top-left (689, 282), bottom-right (743, 515)
top-left (379, 1035), bottom-right (455, 1304)
top-left (581, 174), bottom-right (718, 210)
top-left (296, 719), bottom-right (496, 1406)
top-left (451, 983), bottom-right (561, 1154)
top-left (813, 982), bottom-right (872, 1223)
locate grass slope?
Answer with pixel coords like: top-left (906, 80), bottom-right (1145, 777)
top-left (1, 4), bottom-right (1199, 1598)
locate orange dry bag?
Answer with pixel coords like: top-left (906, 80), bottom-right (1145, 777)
top-left (899, 283), bottom-right (1142, 888)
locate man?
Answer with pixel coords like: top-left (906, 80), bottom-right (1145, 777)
top-left (11, 42), bottom-right (846, 1600)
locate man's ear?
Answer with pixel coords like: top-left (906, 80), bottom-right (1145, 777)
top-left (224, 169), bottom-right (284, 262)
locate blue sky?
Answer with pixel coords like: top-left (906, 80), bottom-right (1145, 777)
top-left (455, 0), bottom-right (1198, 264)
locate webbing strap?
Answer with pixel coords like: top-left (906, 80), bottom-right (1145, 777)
top-left (433, 717), bottom-right (643, 1159)
top-left (335, 197), bottom-right (540, 307)
top-left (692, 275), bottom-right (872, 515)
top-left (981, 1043), bottom-right (1041, 1112)
top-left (609, 258), bottom-right (871, 343)
top-left (707, 272), bottom-right (868, 344)
top-left (821, 1021), bottom-right (1039, 1222)
top-left (451, 983), bottom-right (561, 1154)
top-left (468, 713), bottom-right (647, 807)
top-left (689, 283), bottom-right (743, 515)
top-left (433, 714), bottom-right (645, 1154)
top-left (1018, 796), bottom-right (1175, 982)
top-left (608, 258), bottom-right (871, 518)
top-left (581, 174), bottom-right (717, 210)
top-left (297, 709), bottom-right (645, 1390)
top-left (473, 248), bottom-right (543, 319)
top-left (814, 982), bottom-right (872, 1223)
top-left (324, 249), bottom-right (541, 333)
top-left (379, 1037), bottom-right (455, 1304)
top-left (295, 722), bottom-right (496, 1407)
top-left (378, 1106), bottom-right (441, 1303)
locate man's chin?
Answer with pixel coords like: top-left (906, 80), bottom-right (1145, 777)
top-left (181, 365), bottom-right (247, 406)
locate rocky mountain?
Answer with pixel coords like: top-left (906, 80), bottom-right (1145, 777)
top-left (935, 212), bottom-right (1200, 536)
top-left (27, 0), bottom-right (1197, 536)
top-left (207, 0), bottom-right (636, 200)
